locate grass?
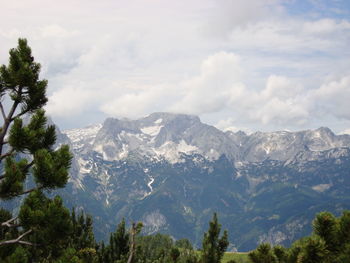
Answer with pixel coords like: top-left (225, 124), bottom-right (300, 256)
top-left (195, 251), bottom-right (250, 263)
top-left (221, 252), bottom-right (250, 263)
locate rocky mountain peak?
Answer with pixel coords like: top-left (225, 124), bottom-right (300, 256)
top-left (78, 112), bottom-right (229, 163)
top-left (63, 113), bottom-right (350, 165)
top-left (141, 112), bottom-right (201, 126)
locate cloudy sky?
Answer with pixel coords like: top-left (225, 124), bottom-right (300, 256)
top-left (1, 0), bottom-right (350, 133)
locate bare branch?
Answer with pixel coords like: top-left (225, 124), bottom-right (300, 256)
top-left (17, 240), bottom-right (35, 246)
top-left (11, 108), bottom-right (31, 121)
top-left (1, 216), bottom-right (18, 228)
top-left (0, 148), bottom-right (15, 161)
top-left (0, 102), bottom-right (6, 122)
top-left (127, 222), bottom-right (138, 263)
top-left (0, 229), bottom-right (34, 246)
top-left (24, 160), bottom-right (34, 173)
top-left (18, 185), bottom-right (44, 196)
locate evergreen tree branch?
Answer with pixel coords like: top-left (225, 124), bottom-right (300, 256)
top-left (0, 99), bottom-right (20, 155)
top-left (0, 186), bottom-right (43, 198)
top-left (11, 108), bottom-right (31, 121)
top-left (0, 159), bottom-right (33, 180)
top-left (0, 229), bottom-right (34, 246)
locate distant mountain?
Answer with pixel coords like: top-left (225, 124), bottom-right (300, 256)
top-left (53, 113), bottom-right (350, 250)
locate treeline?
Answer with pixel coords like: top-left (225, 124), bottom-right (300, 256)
top-left (2, 206), bottom-right (350, 263)
top-left (1, 210), bottom-right (228, 263)
top-left (248, 210), bottom-right (350, 263)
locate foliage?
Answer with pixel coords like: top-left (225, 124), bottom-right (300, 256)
top-left (175, 238), bottom-right (193, 250)
top-left (135, 233), bottom-right (174, 262)
top-left (249, 243), bottom-right (277, 263)
top-left (312, 211), bottom-right (338, 253)
top-left (248, 210), bottom-right (350, 263)
top-left (70, 209), bottom-right (96, 251)
top-left (96, 218), bottom-right (130, 263)
top-left (0, 38), bottom-right (72, 261)
top-left (201, 213), bottom-right (229, 263)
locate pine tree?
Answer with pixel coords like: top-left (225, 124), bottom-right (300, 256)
top-left (111, 218), bottom-right (130, 261)
top-left (312, 211), bottom-right (339, 253)
top-left (201, 213), bottom-right (229, 263)
top-left (338, 210), bottom-right (350, 245)
top-left (299, 236), bottom-right (329, 263)
top-left (273, 245), bottom-right (288, 263)
top-left (69, 208), bottom-right (96, 262)
top-left (175, 238), bottom-right (193, 250)
top-left (248, 243), bottom-right (277, 263)
top-left (0, 39), bottom-right (72, 259)
top-left (170, 247), bottom-right (180, 262)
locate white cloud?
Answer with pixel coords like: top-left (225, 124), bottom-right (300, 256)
top-left (215, 118), bottom-right (252, 134)
top-left (339, 129), bottom-right (350, 135)
top-left (0, 0), bottom-right (349, 132)
top-left (262, 75), bottom-right (303, 100)
top-left (303, 18), bottom-right (350, 35)
top-left (46, 86), bottom-right (95, 117)
top-left (40, 24), bottom-right (77, 38)
top-left (100, 84), bottom-right (174, 118)
top-left (312, 76), bottom-right (350, 120)
top-left (170, 52), bottom-right (243, 114)
top-left (169, 52), bottom-right (311, 127)
top-left (254, 97), bottom-right (309, 125)
top-left (203, 0), bottom-right (283, 37)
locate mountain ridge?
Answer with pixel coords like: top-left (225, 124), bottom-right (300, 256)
top-left (63, 112), bottom-right (350, 165)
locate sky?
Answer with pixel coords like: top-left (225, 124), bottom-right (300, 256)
top-left (1, 0), bottom-right (350, 133)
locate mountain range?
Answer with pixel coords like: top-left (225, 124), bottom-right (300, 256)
top-left (41, 113), bottom-right (350, 250)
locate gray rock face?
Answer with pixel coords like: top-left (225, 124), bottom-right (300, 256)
top-left (65, 113), bottom-right (350, 165)
top-left (228, 127), bottom-right (350, 163)
top-left (69, 112), bottom-right (241, 164)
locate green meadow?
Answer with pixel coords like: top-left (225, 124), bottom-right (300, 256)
top-left (222, 252), bottom-right (250, 263)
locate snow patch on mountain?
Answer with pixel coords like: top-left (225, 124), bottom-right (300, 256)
top-left (118, 144), bottom-right (129, 159)
top-left (93, 139), bottom-right (122, 160)
top-left (141, 125), bottom-right (163, 136)
top-left (154, 118), bottom-right (163, 124)
top-left (64, 124), bottom-right (102, 143)
top-left (78, 158), bottom-right (92, 174)
top-left (312, 183), bottom-right (332, 192)
top-left (69, 173), bottom-right (85, 190)
top-left (153, 140), bottom-right (199, 163)
top-left (64, 124), bottom-right (102, 152)
top-left (142, 175), bottom-right (155, 199)
top-left (206, 148), bottom-right (220, 160)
